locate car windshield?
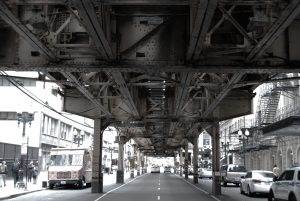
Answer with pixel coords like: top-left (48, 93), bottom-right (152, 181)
top-left (50, 154), bottom-right (83, 166)
top-left (228, 165), bottom-right (246, 172)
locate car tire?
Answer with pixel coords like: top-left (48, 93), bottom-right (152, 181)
top-left (247, 185), bottom-right (253, 197)
top-left (289, 194), bottom-right (297, 201)
top-left (240, 185), bottom-right (244, 194)
top-left (268, 190), bottom-right (276, 201)
top-left (223, 181), bottom-right (227, 187)
top-left (78, 179), bottom-right (84, 189)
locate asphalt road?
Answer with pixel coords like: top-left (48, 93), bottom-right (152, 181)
top-left (7, 174), bottom-right (270, 201)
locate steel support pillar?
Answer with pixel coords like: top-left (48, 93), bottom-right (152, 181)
top-left (193, 136), bottom-right (199, 184)
top-left (91, 119), bottom-right (103, 193)
top-left (141, 152), bottom-right (145, 174)
top-left (212, 122), bottom-right (221, 195)
top-left (179, 148), bottom-right (183, 176)
top-left (184, 142), bottom-right (189, 179)
top-left (137, 149), bottom-right (141, 176)
top-left (117, 136), bottom-right (125, 183)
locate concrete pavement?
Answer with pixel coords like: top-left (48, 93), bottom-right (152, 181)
top-left (0, 170), bottom-right (133, 200)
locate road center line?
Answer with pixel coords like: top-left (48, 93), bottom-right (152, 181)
top-left (157, 195), bottom-right (160, 200)
top-left (94, 173), bottom-right (147, 201)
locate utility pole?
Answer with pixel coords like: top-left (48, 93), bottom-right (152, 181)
top-left (17, 112), bottom-right (34, 189)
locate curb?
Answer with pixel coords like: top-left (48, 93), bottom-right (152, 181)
top-left (0, 188), bottom-right (45, 201)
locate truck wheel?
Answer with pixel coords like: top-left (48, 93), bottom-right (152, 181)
top-left (247, 185), bottom-right (253, 197)
top-left (78, 180), bottom-right (84, 189)
top-left (49, 184), bottom-right (54, 189)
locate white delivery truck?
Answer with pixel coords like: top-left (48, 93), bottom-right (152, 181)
top-left (47, 148), bottom-right (92, 189)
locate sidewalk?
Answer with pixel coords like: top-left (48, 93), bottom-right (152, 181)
top-left (0, 170), bottom-right (134, 200)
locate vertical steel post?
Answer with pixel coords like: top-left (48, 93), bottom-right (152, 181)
top-left (117, 136), bottom-right (125, 183)
top-left (193, 136), bottom-right (199, 183)
top-left (185, 142), bottom-right (189, 179)
top-left (212, 122), bottom-right (221, 195)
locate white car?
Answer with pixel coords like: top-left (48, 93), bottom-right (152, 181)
top-left (268, 167), bottom-right (300, 201)
top-left (240, 170), bottom-right (274, 196)
top-left (151, 166), bottom-right (160, 173)
top-left (198, 168), bottom-right (212, 179)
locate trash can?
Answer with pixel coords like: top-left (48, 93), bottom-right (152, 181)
top-left (42, 181), bottom-right (47, 188)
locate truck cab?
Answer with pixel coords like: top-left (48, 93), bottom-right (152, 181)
top-left (47, 148), bottom-right (92, 189)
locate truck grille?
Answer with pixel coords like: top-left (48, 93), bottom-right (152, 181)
top-left (57, 171), bottom-right (71, 179)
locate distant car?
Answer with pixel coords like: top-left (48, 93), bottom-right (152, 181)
top-left (151, 166), bottom-right (160, 173)
top-left (199, 168), bottom-right (212, 179)
top-left (240, 170), bottom-right (275, 196)
top-left (268, 167), bottom-right (300, 201)
top-left (221, 164), bottom-right (247, 186)
top-left (164, 166), bottom-right (171, 173)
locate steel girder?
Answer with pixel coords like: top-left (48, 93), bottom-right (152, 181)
top-left (247, 0), bottom-right (300, 62)
top-left (110, 72), bottom-right (140, 118)
top-left (0, 1), bottom-right (56, 60)
top-left (69, 0), bottom-right (113, 59)
top-left (62, 72), bottom-right (111, 116)
top-left (187, 0), bottom-right (218, 60)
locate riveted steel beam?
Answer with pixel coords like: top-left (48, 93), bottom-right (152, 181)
top-left (187, 0), bottom-right (218, 60)
top-left (246, 0), bottom-right (300, 62)
top-left (62, 72), bottom-right (111, 116)
top-left (70, 0), bottom-right (113, 60)
top-left (0, 1), bottom-right (56, 60)
top-left (110, 72), bottom-right (140, 118)
top-left (201, 72), bottom-right (245, 118)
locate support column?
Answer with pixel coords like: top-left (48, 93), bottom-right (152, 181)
top-left (174, 154), bottom-right (177, 174)
top-left (117, 136), bottom-right (125, 183)
top-left (141, 152), bottom-right (145, 174)
top-left (179, 148), bottom-right (183, 176)
top-left (137, 149), bottom-right (140, 176)
top-left (91, 119), bottom-right (103, 193)
top-left (144, 155), bottom-right (148, 173)
top-left (212, 122), bottom-right (221, 195)
top-left (184, 142), bottom-right (189, 179)
top-left (193, 136), bottom-right (199, 184)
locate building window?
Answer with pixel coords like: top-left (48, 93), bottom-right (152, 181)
top-left (42, 114), bottom-right (58, 136)
top-left (60, 122), bottom-right (71, 140)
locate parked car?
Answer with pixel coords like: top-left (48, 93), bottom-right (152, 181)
top-left (221, 164), bottom-right (247, 186)
top-left (240, 170), bottom-right (275, 196)
top-left (151, 166), bottom-right (160, 173)
top-left (198, 168), bottom-right (212, 179)
top-left (164, 166), bottom-right (171, 173)
top-left (268, 167), bottom-right (300, 201)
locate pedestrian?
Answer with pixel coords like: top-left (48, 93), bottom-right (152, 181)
top-left (33, 161), bottom-right (39, 184)
top-left (0, 161), bottom-right (8, 187)
top-left (12, 159), bottom-right (20, 187)
top-left (273, 164), bottom-right (280, 180)
top-left (0, 162), bottom-right (4, 187)
top-left (28, 161), bottom-right (34, 182)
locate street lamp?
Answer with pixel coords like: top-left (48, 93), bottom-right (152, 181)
top-left (221, 141), bottom-right (229, 165)
top-left (17, 112), bottom-right (34, 190)
top-left (108, 147), bottom-right (113, 174)
top-left (238, 129), bottom-right (250, 166)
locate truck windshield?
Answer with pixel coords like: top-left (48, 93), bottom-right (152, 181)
top-left (50, 154), bottom-right (83, 166)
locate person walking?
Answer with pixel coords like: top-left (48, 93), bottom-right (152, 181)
top-left (0, 161), bottom-right (8, 187)
top-left (0, 162), bottom-right (4, 187)
top-left (273, 164), bottom-right (280, 179)
top-left (32, 161), bottom-right (39, 184)
top-left (12, 159), bottom-right (20, 187)
top-left (27, 161), bottom-right (34, 183)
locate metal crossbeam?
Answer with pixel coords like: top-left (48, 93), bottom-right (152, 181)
top-left (70, 0), bottom-right (113, 59)
top-left (93, 0), bottom-right (189, 5)
top-left (110, 72), bottom-right (140, 117)
top-left (187, 0), bottom-right (218, 60)
top-left (201, 72), bottom-right (245, 118)
top-left (62, 72), bottom-right (111, 116)
top-left (246, 0), bottom-right (300, 62)
top-left (0, 1), bottom-right (56, 60)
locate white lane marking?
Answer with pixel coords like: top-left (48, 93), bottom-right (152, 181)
top-left (211, 195), bottom-right (221, 201)
top-left (182, 179), bottom-right (209, 195)
top-left (157, 196), bottom-right (160, 200)
top-left (158, 187), bottom-right (160, 190)
top-left (177, 175), bottom-right (222, 201)
top-left (94, 173), bottom-right (148, 201)
top-left (158, 183), bottom-right (160, 186)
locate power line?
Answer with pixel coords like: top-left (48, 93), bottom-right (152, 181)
top-left (0, 71), bottom-right (93, 129)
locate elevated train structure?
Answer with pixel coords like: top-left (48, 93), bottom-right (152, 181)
top-left (0, 0), bottom-right (300, 195)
